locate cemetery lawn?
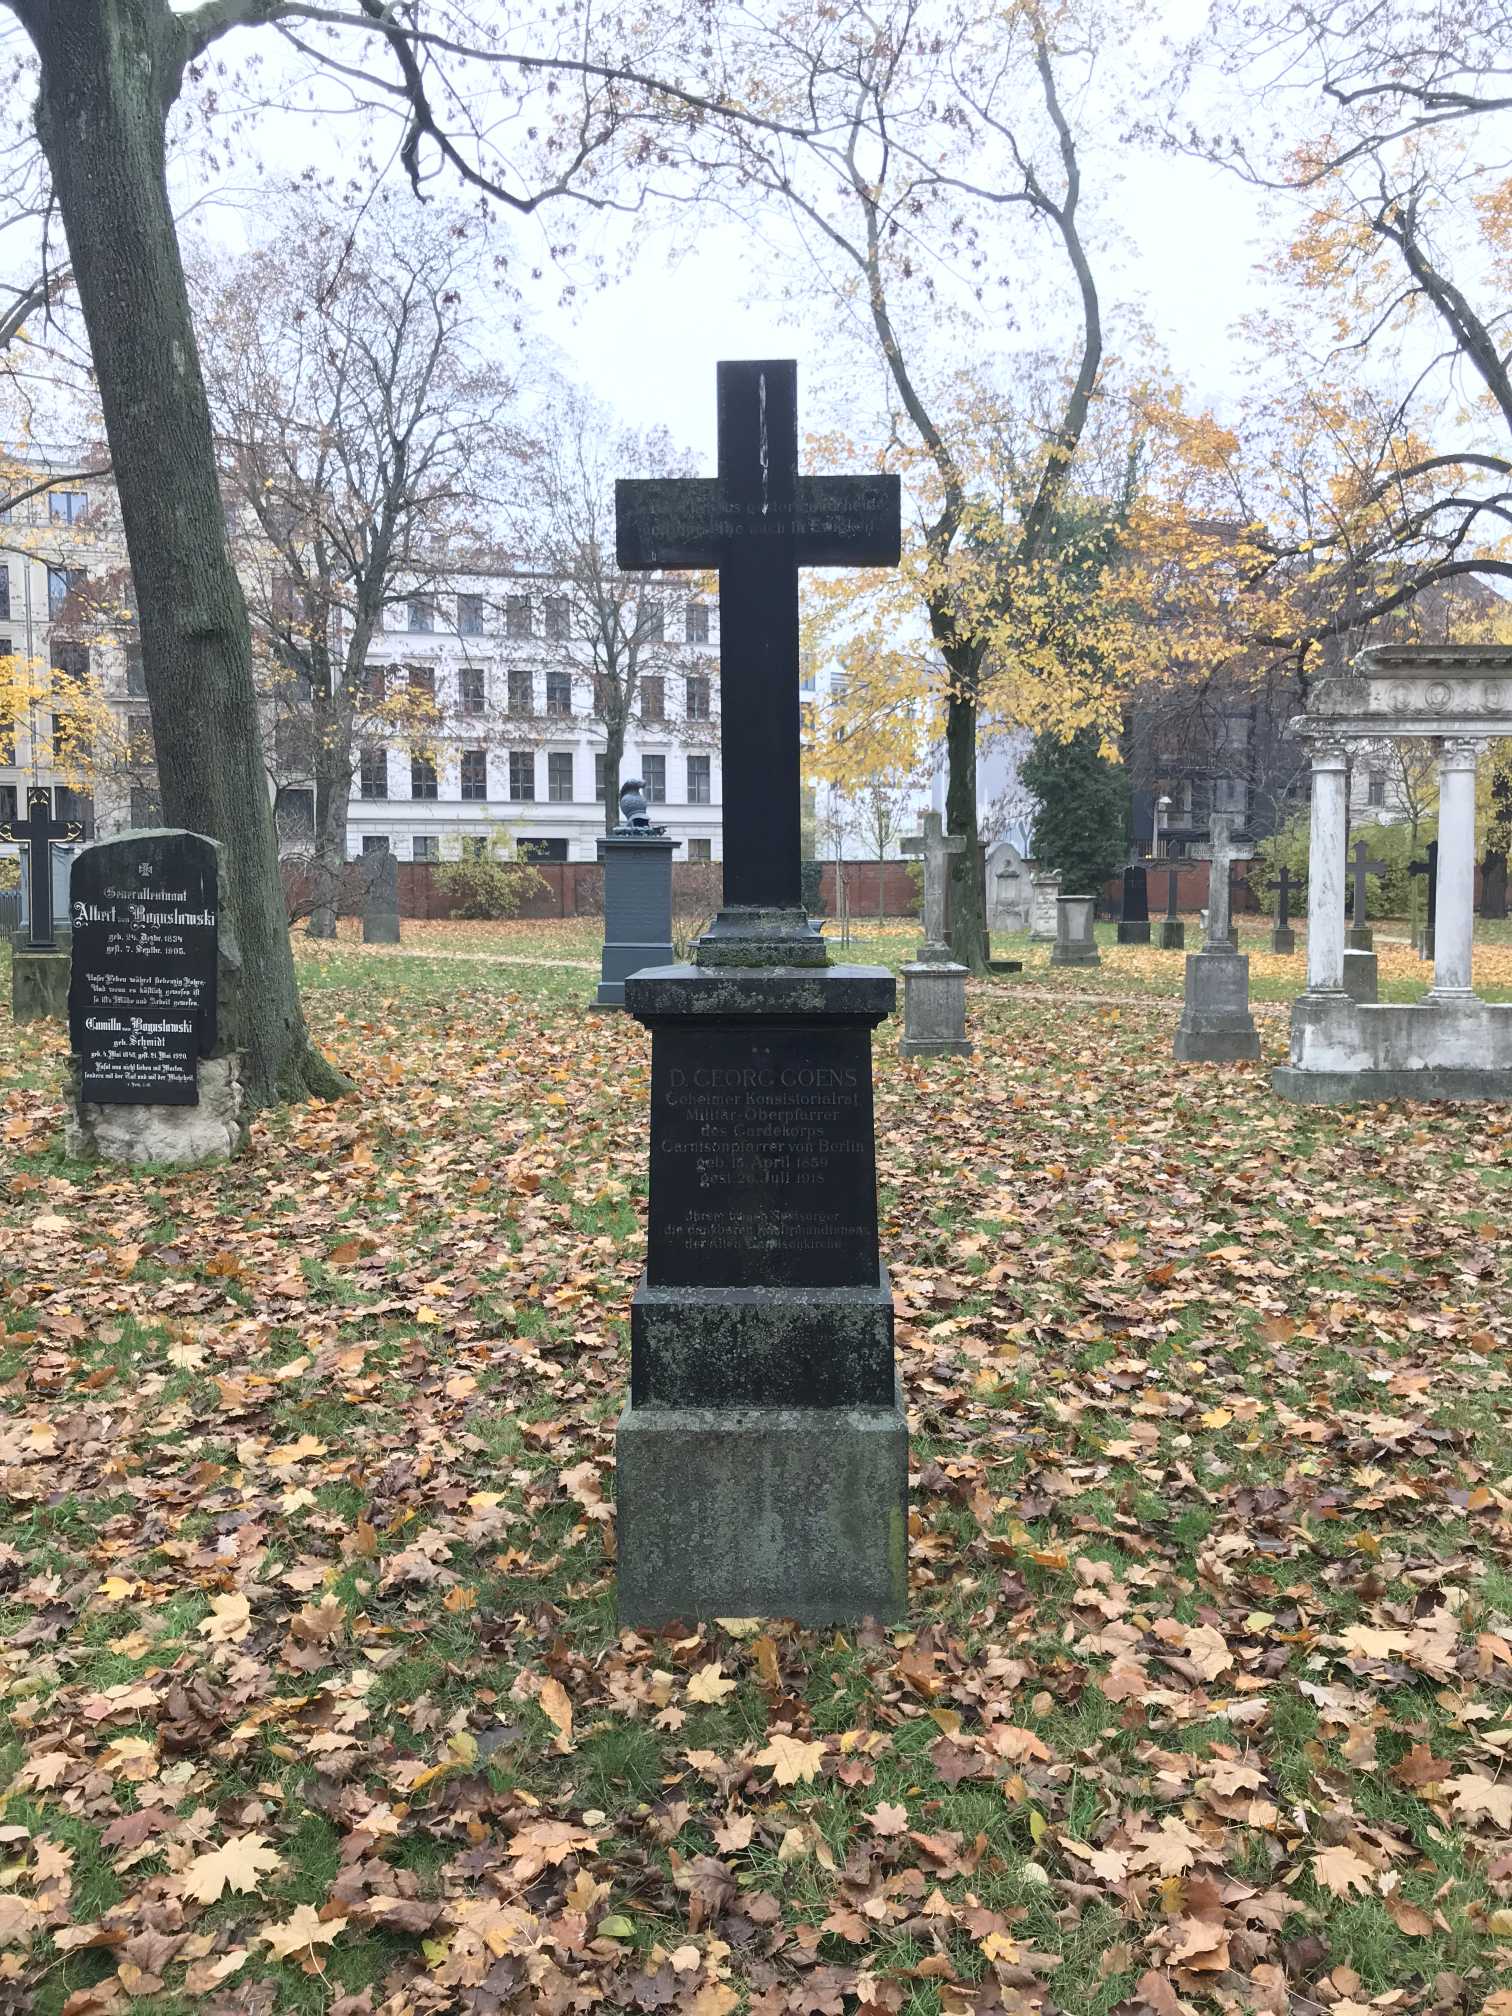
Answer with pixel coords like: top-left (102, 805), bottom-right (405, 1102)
top-left (2, 928), bottom-right (1512, 2016)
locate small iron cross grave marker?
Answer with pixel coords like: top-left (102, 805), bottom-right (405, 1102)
top-left (1, 786), bottom-right (81, 949)
top-left (616, 361), bottom-right (900, 916)
top-left (901, 811), bottom-right (966, 958)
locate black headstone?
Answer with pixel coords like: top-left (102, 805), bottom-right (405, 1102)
top-left (1117, 862), bottom-right (1151, 944)
top-left (68, 832), bottom-right (218, 1106)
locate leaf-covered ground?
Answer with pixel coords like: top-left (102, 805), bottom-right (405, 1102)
top-left (3, 924), bottom-right (1512, 2016)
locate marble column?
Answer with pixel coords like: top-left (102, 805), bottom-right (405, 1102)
top-left (1430, 737), bottom-right (1482, 998)
top-left (1305, 740), bottom-right (1348, 993)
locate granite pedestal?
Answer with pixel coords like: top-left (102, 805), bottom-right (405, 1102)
top-left (1173, 950), bottom-right (1261, 1062)
top-left (362, 851), bottom-right (402, 944)
top-left (900, 960), bottom-right (971, 1058)
top-left (1050, 894), bottom-right (1099, 967)
top-left (1342, 947), bottom-right (1378, 1004)
top-left (11, 940), bottom-right (70, 1022)
top-left (620, 961), bottom-right (907, 1624)
top-left (1271, 926), bottom-right (1296, 955)
top-left (1346, 925), bottom-right (1374, 952)
top-left (1158, 919), bottom-right (1186, 951)
top-left (595, 832), bottom-right (676, 1008)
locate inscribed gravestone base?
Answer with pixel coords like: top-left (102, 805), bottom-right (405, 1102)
top-left (65, 831), bottom-right (248, 1165)
top-left (617, 361), bottom-right (906, 1625)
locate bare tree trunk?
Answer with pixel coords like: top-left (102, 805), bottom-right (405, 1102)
top-left (602, 715), bottom-right (625, 831)
top-left (307, 700), bottom-right (349, 941)
top-left (28, 0), bottom-right (345, 1104)
top-left (945, 681), bottom-right (986, 972)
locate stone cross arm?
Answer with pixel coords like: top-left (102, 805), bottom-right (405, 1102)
top-left (902, 812), bottom-right (966, 950)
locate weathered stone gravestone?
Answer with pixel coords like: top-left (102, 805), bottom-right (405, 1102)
top-left (899, 811), bottom-right (970, 1058)
top-left (1027, 872), bottom-right (1061, 942)
top-left (594, 780), bottom-right (677, 1009)
top-left (1117, 862), bottom-right (1151, 945)
top-left (1409, 840), bottom-right (1437, 959)
top-left (2, 786), bottom-right (81, 1022)
top-left (1276, 646), bottom-right (1512, 1101)
top-left (1050, 893), bottom-right (1099, 966)
top-left (987, 840), bottom-right (1032, 933)
top-left (1158, 867), bottom-right (1185, 951)
top-left (1346, 838), bottom-right (1386, 952)
top-left (362, 849), bottom-right (402, 945)
top-left (1271, 864), bottom-right (1297, 955)
top-left (66, 831), bottom-right (247, 1164)
top-left (616, 359), bottom-right (907, 1623)
top-left (1173, 814), bottom-right (1261, 1062)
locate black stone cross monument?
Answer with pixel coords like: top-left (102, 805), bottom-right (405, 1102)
top-left (1409, 840), bottom-right (1438, 960)
top-left (2, 786), bottom-right (82, 950)
top-left (1272, 863), bottom-right (1297, 955)
top-left (1157, 865), bottom-right (1185, 951)
top-left (618, 359), bottom-right (900, 964)
top-left (616, 362), bottom-right (907, 1626)
top-left (1346, 838), bottom-right (1387, 951)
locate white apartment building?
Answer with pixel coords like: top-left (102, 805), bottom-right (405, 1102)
top-left (0, 459), bottom-right (727, 868)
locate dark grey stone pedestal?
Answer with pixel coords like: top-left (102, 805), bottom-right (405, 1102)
top-left (1173, 950), bottom-right (1261, 1062)
top-left (1346, 925), bottom-right (1374, 952)
top-left (363, 851), bottom-right (401, 944)
top-left (1158, 919), bottom-right (1186, 951)
top-left (620, 961), bottom-right (906, 1625)
top-left (11, 942), bottom-right (70, 1022)
top-left (1050, 895), bottom-right (1100, 967)
top-left (900, 961), bottom-right (971, 1058)
top-left (595, 833), bottom-right (676, 1009)
top-left (1271, 926), bottom-right (1296, 955)
top-left (1342, 947), bottom-right (1378, 1003)
top-left (1117, 921), bottom-right (1151, 944)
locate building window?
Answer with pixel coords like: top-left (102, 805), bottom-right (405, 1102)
top-left (411, 755), bottom-right (438, 800)
top-left (126, 646), bottom-right (148, 700)
top-left (593, 674), bottom-right (614, 718)
top-left (458, 594), bottom-right (485, 636)
top-left (461, 665), bottom-right (486, 716)
top-left (642, 754), bottom-right (666, 803)
top-left (506, 595), bottom-right (532, 640)
top-left (364, 663), bottom-right (387, 705)
top-left (359, 748), bottom-right (388, 799)
top-left (408, 665), bottom-right (435, 703)
top-left (1367, 771), bottom-right (1386, 808)
top-left (686, 674), bottom-right (710, 722)
top-left (0, 566), bottom-right (9, 621)
top-left (687, 837), bottom-right (712, 863)
top-left (273, 715), bottom-right (310, 775)
top-left (509, 751), bottom-right (535, 801)
top-left (520, 837), bottom-right (568, 863)
top-left (130, 787), bottom-right (162, 827)
top-left (51, 641), bottom-right (90, 682)
top-left (508, 665), bottom-right (533, 715)
top-left (1214, 774), bottom-right (1247, 815)
top-left (461, 748), bottom-right (488, 801)
top-left (50, 491), bottom-right (88, 524)
top-left (272, 573), bottom-right (300, 621)
top-left (546, 667), bottom-right (572, 717)
top-left (686, 603), bottom-right (709, 645)
top-left (640, 675), bottom-right (665, 723)
top-left (362, 834), bottom-right (390, 854)
top-left (687, 753), bottom-right (711, 804)
top-left (409, 596), bottom-right (435, 632)
top-left (460, 835), bottom-right (488, 860)
top-left (127, 714), bottom-right (154, 766)
top-left (47, 566), bottom-right (85, 616)
top-left (413, 836), bottom-right (439, 862)
top-left (544, 596), bottom-right (570, 641)
top-left (278, 789), bottom-right (315, 841)
top-left (548, 751), bottom-right (573, 802)
top-left (594, 754), bottom-right (608, 803)
top-left (638, 600), bottom-right (663, 644)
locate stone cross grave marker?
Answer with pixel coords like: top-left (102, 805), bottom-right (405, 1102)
top-left (617, 359), bottom-right (899, 961)
top-left (1195, 813), bottom-right (1243, 949)
top-left (2, 786), bottom-right (81, 950)
top-left (1272, 863), bottom-right (1297, 954)
top-left (901, 811), bottom-right (965, 961)
top-left (1158, 865), bottom-right (1186, 951)
top-left (1347, 838), bottom-right (1387, 949)
top-left (1175, 813), bottom-right (1260, 1060)
top-left (1409, 839), bottom-right (1438, 958)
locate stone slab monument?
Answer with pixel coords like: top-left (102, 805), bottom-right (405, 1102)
top-left (3, 787), bottom-right (82, 1022)
top-left (1271, 864), bottom-right (1297, 955)
top-left (594, 780), bottom-right (677, 1009)
top-left (362, 849), bottom-right (402, 945)
top-left (65, 831), bottom-right (248, 1164)
top-left (1157, 867), bottom-right (1185, 951)
top-left (899, 811), bottom-right (970, 1058)
top-left (1342, 946), bottom-right (1379, 1003)
top-left (616, 359), bottom-right (907, 1623)
top-left (1173, 814), bottom-right (1261, 1062)
top-left (1117, 862), bottom-right (1151, 945)
top-left (1028, 872), bottom-right (1061, 942)
top-left (1050, 893), bottom-right (1099, 966)
top-left (1275, 646), bottom-right (1512, 1101)
top-left (987, 840), bottom-right (1031, 934)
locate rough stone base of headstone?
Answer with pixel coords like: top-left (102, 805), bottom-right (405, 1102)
top-left (616, 1377), bottom-right (909, 1625)
top-left (1116, 921), bottom-right (1151, 945)
top-left (988, 958), bottom-right (1023, 975)
top-left (1157, 920), bottom-right (1186, 951)
top-left (900, 961), bottom-right (971, 1058)
top-left (1346, 926), bottom-right (1374, 952)
top-left (632, 1271), bottom-right (895, 1408)
top-left (1173, 951), bottom-right (1261, 1062)
top-left (1049, 939), bottom-right (1100, 967)
top-left (1274, 992), bottom-right (1512, 1102)
top-left (12, 947), bottom-right (69, 1022)
top-left (594, 943), bottom-right (677, 1010)
top-left (1271, 927), bottom-right (1296, 955)
top-left (1342, 948), bottom-right (1378, 1004)
top-left (66, 1055), bottom-right (250, 1166)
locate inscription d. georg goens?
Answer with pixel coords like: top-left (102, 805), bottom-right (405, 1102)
top-left (646, 1029), bottom-right (880, 1289)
